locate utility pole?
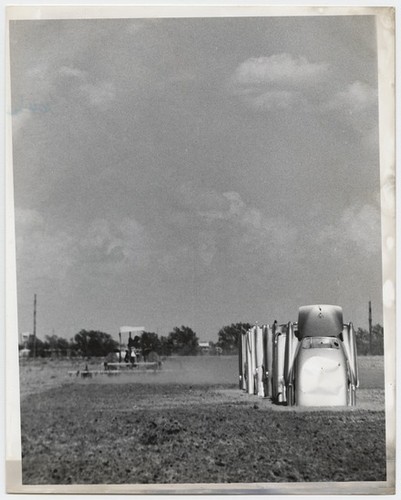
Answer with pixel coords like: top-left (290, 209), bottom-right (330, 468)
top-left (369, 300), bottom-right (372, 355)
top-left (33, 294), bottom-right (37, 358)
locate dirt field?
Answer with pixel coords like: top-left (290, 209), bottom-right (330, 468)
top-left (19, 356), bottom-right (386, 485)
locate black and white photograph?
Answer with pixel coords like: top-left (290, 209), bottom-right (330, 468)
top-left (5, 5), bottom-right (395, 495)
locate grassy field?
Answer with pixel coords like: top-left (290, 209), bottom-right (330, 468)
top-left (19, 355), bottom-right (386, 485)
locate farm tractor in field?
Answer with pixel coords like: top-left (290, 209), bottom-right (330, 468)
top-left (69, 326), bottom-right (162, 378)
top-left (239, 305), bottom-right (359, 407)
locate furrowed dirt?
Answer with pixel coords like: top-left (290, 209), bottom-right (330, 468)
top-left (19, 356), bottom-right (386, 485)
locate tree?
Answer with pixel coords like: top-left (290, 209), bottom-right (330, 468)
top-left (167, 326), bottom-right (199, 356)
top-left (140, 331), bottom-right (161, 360)
top-left (73, 330), bottom-right (118, 357)
top-left (355, 324), bottom-right (384, 355)
top-left (217, 322), bottom-right (252, 354)
top-left (128, 335), bottom-right (141, 350)
top-left (372, 324), bottom-right (384, 355)
top-left (159, 335), bottom-right (173, 357)
top-left (44, 334), bottom-right (70, 356)
top-left (25, 334), bottom-right (46, 357)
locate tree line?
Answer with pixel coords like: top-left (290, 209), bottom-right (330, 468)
top-left (355, 324), bottom-right (384, 355)
top-left (20, 325), bottom-right (202, 358)
top-left (19, 322), bottom-right (384, 358)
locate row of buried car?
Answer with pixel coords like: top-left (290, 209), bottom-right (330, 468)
top-left (239, 304), bottom-right (359, 407)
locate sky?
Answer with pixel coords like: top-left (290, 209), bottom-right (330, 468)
top-left (9, 15), bottom-right (382, 342)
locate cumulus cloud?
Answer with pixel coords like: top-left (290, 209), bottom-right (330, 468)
top-left (324, 80), bottom-right (378, 136)
top-left (221, 191), bottom-right (298, 256)
top-left (328, 81), bottom-right (377, 113)
top-left (10, 63), bottom-right (116, 135)
top-left (59, 65), bottom-right (116, 109)
top-left (81, 81), bottom-right (115, 107)
top-left (230, 54), bottom-right (378, 147)
top-left (59, 66), bottom-right (86, 79)
top-left (169, 184), bottom-right (298, 270)
top-left (11, 90), bottom-right (50, 134)
top-left (11, 108), bottom-right (33, 134)
top-left (233, 53), bottom-right (330, 87)
top-left (230, 53), bottom-right (330, 111)
top-left (317, 203), bottom-right (381, 257)
top-left (15, 209), bottom-right (152, 288)
top-left (80, 217), bottom-right (150, 269)
top-left (15, 207), bottom-right (76, 284)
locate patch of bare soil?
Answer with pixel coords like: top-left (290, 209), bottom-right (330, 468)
top-left (20, 382), bottom-right (386, 485)
top-left (18, 355), bottom-right (385, 400)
